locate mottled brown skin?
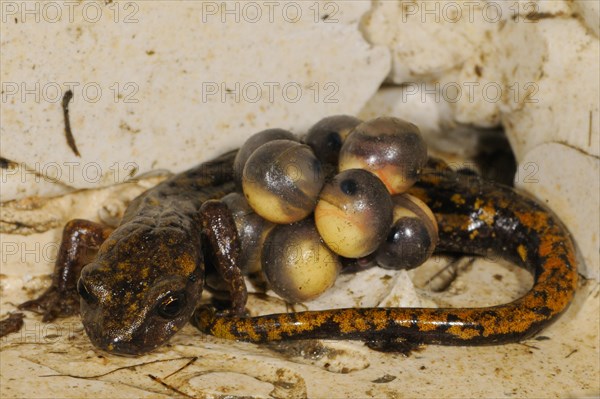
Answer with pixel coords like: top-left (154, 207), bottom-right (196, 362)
top-left (19, 151), bottom-right (247, 355)
top-left (194, 158), bottom-right (578, 346)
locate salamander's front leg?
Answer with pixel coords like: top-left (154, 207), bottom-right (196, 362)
top-left (200, 200), bottom-right (248, 315)
top-left (18, 219), bottom-right (112, 322)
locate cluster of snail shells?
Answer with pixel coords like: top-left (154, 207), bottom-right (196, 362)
top-left (225, 115), bottom-right (438, 303)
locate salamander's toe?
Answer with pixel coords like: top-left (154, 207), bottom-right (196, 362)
top-left (18, 286), bottom-right (80, 322)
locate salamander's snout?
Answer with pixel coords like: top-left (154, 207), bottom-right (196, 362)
top-left (84, 330), bottom-right (164, 356)
top-left (77, 262), bottom-right (203, 356)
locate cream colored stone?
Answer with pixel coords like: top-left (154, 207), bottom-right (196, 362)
top-left (448, 4), bottom-right (599, 141)
top-left (0, 1), bottom-right (389, 201)
top-left (361, 1), bottom-right (599, 160)
top-left (358, 85), bottom-right (453, 136)
top-left (495, 0), bottom-right (572, 17)
top-left (0, 163), bottom-right (71, 201)
top-left (361, 0), bottom-right (494, 83)
top-left (379, 269), bottom-right (426, 307)
top-left (516, 142), bottom-right (600, 280)
top-left (495, 18), bottom-right (599, 160)
top-left (573, 0), bottom-right (600, 37)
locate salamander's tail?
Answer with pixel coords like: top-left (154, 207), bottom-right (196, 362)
top-left (194, 160), bottom-right (577, 346)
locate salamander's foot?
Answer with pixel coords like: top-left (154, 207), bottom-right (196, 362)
top-left (192, 305), bottom-right (250, 335)
top-left (18, 286), bottom-right (79, 322)
top-left (192, 305), bottom-right (219, 334)
top-left (208, 298), bottom-right (249, 317)
top-left (18, 219), bottom-right (111, 323)
top-left (200, 200), bottom-right (249, 317)
top-left (365, 338), bottom-right (424, 355)
top-left (0, 312), bottom-right (24, 337)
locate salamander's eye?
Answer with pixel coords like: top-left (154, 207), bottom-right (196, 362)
top-left (77, 278), bottom-right (97, 305)
top-left (157, 292), bottom-right (186, 319)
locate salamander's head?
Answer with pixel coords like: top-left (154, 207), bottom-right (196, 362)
top-left (77, 226), bottom-right (204, 356)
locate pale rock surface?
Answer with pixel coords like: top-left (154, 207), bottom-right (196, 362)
top-left (361, 0), bottom-right (493, 83)
top-left (361, 1), bottom-right (599, 158)
top-left (497, 0), bottom-right (572, 16)
top-left (487, 12), bottom-right (600, 273)
top-left (358, 85), bottom-right (453, 136)
top-left (0, 162), bottom-right (73, 201)
top-left (495, 16), bottom-right (599, 160)
top-left (1, 1), bottom-right (389, 201)
top-left (572, 0), bottom-right (600, 37)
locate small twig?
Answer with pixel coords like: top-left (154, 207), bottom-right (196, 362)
top-left (589, 110), bottom-right (593, 148)
top-left (163, 356), bottom-right (198, 379)
top-left (40, 356), bottom-right (197, 379)
top-left (565, 349), bottom-right (578, 359)
top-left (62, 89), bottom-right (80, 157)
top-left (424, 256), bottom-right (476, 292)
top-left (148, 374), bottom-right (194, 398)
top-left (518, 342), bottom-right (540, 350)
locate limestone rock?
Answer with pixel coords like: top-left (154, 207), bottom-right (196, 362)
top-left (0, 1), bottom-right (389, 201)
top-left (573, 0), bottom-right (600, 37)
top-left (495, 16), bottom-right (599, 160)
top-left (361, 0), bottom-right (494, 83)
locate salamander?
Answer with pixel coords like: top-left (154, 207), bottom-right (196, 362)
top-left (17, 151), bottom-right (577, 355)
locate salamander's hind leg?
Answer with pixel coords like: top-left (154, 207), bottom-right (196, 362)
top-left (18, 219), bottom-right (112, 322)
top-left (200, 200), bottom-right (248, 315)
